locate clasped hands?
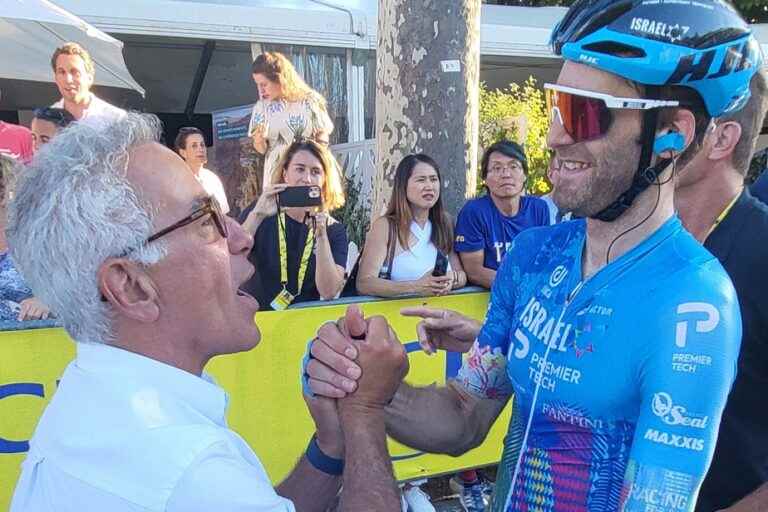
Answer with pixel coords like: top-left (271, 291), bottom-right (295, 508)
top-left (303, 304), bottom-right (481, 456)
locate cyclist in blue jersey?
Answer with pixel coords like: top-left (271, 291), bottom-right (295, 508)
top-left (304, 1), bottom-right (759, 510)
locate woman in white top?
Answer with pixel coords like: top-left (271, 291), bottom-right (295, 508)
top-left (356, 154), bottom-right (467, 297)
top-left (249, 52), bottom-right (334, 186)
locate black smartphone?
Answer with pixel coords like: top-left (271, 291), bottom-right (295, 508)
top-left (278, 185), bottom-right (322, 208)
top-left (432, 252), bottom-right (449, 277)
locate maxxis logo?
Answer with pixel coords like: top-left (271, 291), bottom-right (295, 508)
top-left (549, 265), bottom-right (568, 288)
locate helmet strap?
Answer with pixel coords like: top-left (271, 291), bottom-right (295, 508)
top-left (593, 87), bottom-right (671, 222)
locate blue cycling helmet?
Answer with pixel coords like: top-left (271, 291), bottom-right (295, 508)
top-left (549, 0), bottom-right (764, 221)
top-left (550, 0), bottom-right (763, 118)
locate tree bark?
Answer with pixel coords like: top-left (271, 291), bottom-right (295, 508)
top-left (373, 0), bottom-right (481, 219)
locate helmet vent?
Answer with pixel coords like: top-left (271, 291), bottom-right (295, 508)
top-left (582, 41), bottom-right (646, 58)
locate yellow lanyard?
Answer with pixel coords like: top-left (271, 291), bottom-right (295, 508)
top-left (704, 190), bottom-right (741, 241)
top-left (278, 212), bottom-right (315, 295)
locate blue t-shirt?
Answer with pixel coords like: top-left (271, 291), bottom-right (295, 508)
top-left (456, 216), bottom-right (741, 511)
top-left (454, 194), bottom-right (550, 271)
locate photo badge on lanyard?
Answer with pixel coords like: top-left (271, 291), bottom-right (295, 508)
top-left (271, 287), bottom-right (295, 311)
top-left (271, 212), bottom-right (314, 311)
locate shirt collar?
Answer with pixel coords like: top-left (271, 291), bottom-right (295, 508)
top-left (75, 342), bottom-right (229, 426)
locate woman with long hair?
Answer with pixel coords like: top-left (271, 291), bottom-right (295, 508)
top-left (249, 52), bottom-right (334, 185)
top-left (239, 139), bottom-right (347, 310)
top-left (356, 154), bottom-right (466, 297)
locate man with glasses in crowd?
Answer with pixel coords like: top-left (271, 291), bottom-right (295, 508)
top-left (305, 0), bottom-right (757, 510)
top-left (8, 113), bottom-right (407, 511)
top-left (454, 140), bottom-right (550, 290)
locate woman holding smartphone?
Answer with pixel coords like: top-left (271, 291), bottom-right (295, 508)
top-left (249, 52), bottom-right (334, 185)
top-left (356, 154), bottom-right (466, 298)
top-left (239, 140), bottom-right (347, 310)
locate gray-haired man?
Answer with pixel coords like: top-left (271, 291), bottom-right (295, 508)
top-left (8, 113), bottom-right (406, 512)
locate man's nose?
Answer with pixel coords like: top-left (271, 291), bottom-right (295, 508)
top-left (226, 217), bottom-right (253, 256)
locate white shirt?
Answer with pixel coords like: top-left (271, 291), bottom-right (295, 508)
top-left (197, 167), bottom-right (230, 214)
top-left (52, 94), bottom-right (125, 124)
top-left (10, 342), bottom-right (294, 512)
top-left (389, 220), bottom-right (451, 282)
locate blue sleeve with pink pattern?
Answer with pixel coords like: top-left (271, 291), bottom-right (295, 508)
top-left (454, 242), bottom-right (523, 401)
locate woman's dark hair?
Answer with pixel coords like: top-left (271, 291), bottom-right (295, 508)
top-left (32, 107), bottom-right (74, 129)
top-left (384, 154), bottom-right (453, 255)
top-left (174, 126), bottom-right (205, 151)
top-left (481, 139), bottom-right (528, 180)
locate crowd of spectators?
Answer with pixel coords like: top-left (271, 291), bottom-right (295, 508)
top-left (0, 39), bottom-right (562, 511)
top-left (3, 23), bottom-right (768, 511)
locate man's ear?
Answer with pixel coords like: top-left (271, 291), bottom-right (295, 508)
top-left (708, 120), bottom-right (741, 162)
top-left (98, 258), bottom-right (160, 323)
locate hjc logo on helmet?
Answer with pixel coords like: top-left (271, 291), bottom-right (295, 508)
top-left (667, 38), bottom-right (761, 85)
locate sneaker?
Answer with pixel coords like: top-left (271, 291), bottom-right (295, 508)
top-left (403, 484), bottom-right (436, 512)
top-left (455, 479), bottom-right (486, 512)
top-left (480, 478), bottom-right (494, 503)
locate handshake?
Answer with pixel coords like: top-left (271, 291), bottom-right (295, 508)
top-left (304, 306), bottom-right (409, 433)
top-left (302, 303), bottom-right (480, 450)
top-left (301, 304), bottom-right (480, 510)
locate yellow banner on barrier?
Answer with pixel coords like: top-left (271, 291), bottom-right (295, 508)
top-left (0, 291), bottom-right (510, 509)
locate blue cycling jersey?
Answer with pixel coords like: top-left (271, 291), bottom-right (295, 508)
top-left (456, 216), bottom-right (741, 511)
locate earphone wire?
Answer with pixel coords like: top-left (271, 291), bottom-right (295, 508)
top-left (605, 157), bottom-right (676, 265)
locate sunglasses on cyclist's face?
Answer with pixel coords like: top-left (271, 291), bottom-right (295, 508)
top-left (544, 84), bottom-right (679, 144)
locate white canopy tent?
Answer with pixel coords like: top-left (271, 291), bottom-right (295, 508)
top-left (0, 0), bottom-right (144, 93)
top-left (10, 0), bottom-right (767, 146)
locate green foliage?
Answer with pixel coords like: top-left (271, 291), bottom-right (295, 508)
top-left (479, 77), bottom-right (552, 196)
top-left (333, 174), bottom-right (370, 250)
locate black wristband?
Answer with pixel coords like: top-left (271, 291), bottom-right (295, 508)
top-left (306, 434), bottom-right (344, 475)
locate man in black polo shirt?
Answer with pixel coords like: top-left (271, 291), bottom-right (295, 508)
top-left (676, 68), bottom-right (768, 512)
top-left (751, 158), bottom-right (768, 204)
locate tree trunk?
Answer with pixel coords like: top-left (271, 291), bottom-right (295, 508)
top-left (372, 0), bottom-right (481, 219)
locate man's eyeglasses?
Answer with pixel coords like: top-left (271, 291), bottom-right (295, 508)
top-left (119, 196), bottom-right (228, 258)
top-left (146, 196), bottom-right (228, 246)
top-left (488, 162), bottom-right (524, 175)
top-left (544, 83), bottom-right (679, 143)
